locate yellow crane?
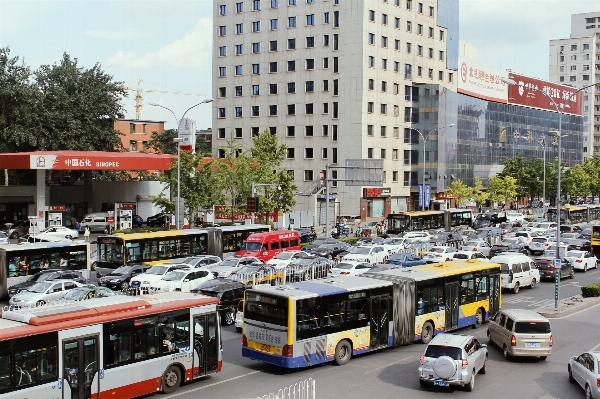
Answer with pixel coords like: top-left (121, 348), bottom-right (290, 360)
top-left (122, 78), bottom-right (206, 120)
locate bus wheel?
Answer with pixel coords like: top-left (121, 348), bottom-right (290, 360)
top-left (421, 322), bottom-right (434, 344)
top-left (473, 308), bottom-right (484, 329)
top-left (161, 366), bottom-right (181, 394)
top-left (335, 340), bottom-right (352, 366)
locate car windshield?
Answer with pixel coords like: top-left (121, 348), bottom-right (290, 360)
top-left (112, 266), bottom-right (134, 275)
top-left (162, 271), bottom-right (187, 281)
top-left (63, 288), bottom-right (91, 300)
top-left (27, 273), bottom-right (52, 282)
top-left (536, 259), bottom-right (553, 266)
top-left (431, 247), bottom-right (446, 253)
top-left (335, 264), bottom-right (354, 270)
top-left (145, 266), bottom-right (169, 275)
top-left (454, 254), bottom-right (469, 259)
top-left (514, 321), bottom-right (551, 334)
top-left (245, 242), bottom-right (263, 252)
top-left (353, 247), bottom-right (372, 255)
top-left (220, 258), bottom-right (241, 267)
top-left (566, 251), bottom-right (584, 258)
top-left (273, 252), bottom-right (294, 260)
top-left (425, 345), bottom-right (462, 360)
top-left (28, 282), bottom-right (53, 293)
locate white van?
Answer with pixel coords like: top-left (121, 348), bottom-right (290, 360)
top-left (489, 254), bottom-right (540, 294)
top-left (80, 212), bottom-right (110, 233)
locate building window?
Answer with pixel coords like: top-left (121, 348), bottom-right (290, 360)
top-left (368, 56), bottom-right (374, 67)
top-left (394, 39), bottom-right (400, 50)
top-left (407, 0), bottom-right (412, 9)
top-left (395, 17), bottom-right (400, 28)
top-left (270, 83), bottom-right (278, 94)
top-left (367, 148), bottom-right (373, 159)
top-left (429, 6), bottom-right (434, 16)
top-left (218, 128), bottom-right (226, 139)
top-left (382, 59), bottom-right (387, 70)
top-left (428, 68), bottom-right (433, 79)
top-left (252, 106), bottom-right (260, 116)
top-left (289, 16), bottom-right (297, 27)
top-left (583, 43), bottom-right (590, 50)
top-left (367, 125), bottom-right (374, 136)
top-left (252, 85), bottom-right (260, 95)
top-left (235, 65), bottom-right (243, 75)
top-left (306, 59), bottom-right (315, 70)
top-left (334, 11), bottom-right (339, 27)
top-left (333, 79), bottom-right (338, 95)
top-left (405, 64), bottom-right (412, 79)
top-left (236, 2), bottom-right (243, 12)
top-left (270, 62), bottom-right (278, 73)
top-left (324, 11), bottom-right (330, 23)
top-left (323, 103), bottom-right (329, 114)
top-left (270, 40), bottom-right (278, 51)
top-left (323, 57), bottom-right (329, 68)
top-left (333, 57), bottom-right (339, 72)
top-left (394, 61), bottom-right (399, 72)
top-left (269, 105), bottom-right (278, 115)
top-left (218, 108), bottom-right (226, 118)
top-left (304, 170), bottom-right (314, 181)
top-left (305, 148), bottom-right (313, 159)
top-left (305, 126), bottom-right (314, 136)
top-left (438, 71), bottom-right (443, 81)
top-left (323, 125), bottom-right (329, 136)
top-left (324, 35), bottom-right (330, 46)
top-left (322, 148), bottom-right (328, 159)
top-left (571, 44), bottom-right (577, 51)
top-left (381, 126), bottom-right (387, 137)
top-left (251, 127), bottom-right (260, 136)
top-left (288, 60), bottom-right (296, 71)
top-left (368, 79), bottom-right (374, 90)
top-left (428, 27), bottom-right (434, 38)
top-left (253, 0), bottom-right (261, 10)
top-left (219, 46), bottom-right (226, 56)
top-left (307, 14), bottom-right (315, 25)
top-left (368, 10), bottom-right (375, 22)
top-left (289, 0), bottom-right (296, 4)
top-left (129, 140), bottom-right (137, 151)
top-left (439, 50), bottom-right (444, 61)
top-left (418, 2), bottom-right (423, 13)
top-left (428, 48), bottom-right (433, 58)
top-left (287, 126), bottom-right (295, 137)
top-left (235, 44), bottom-right (243, 55)
top-left (417, 24), bottom-right (423, 35)
top-left (323, 80), bottom-right (329, 91)
top-left (306, 37), bottom-right (314, 47)
top-left (417, 66), bottom-right (422, 77)
top-left (218, 87), bottom-right (226, 97)
top-left (306, 81), bottom-right (315, 92)
top-left (287, 148), bottom-right (295, 159)
top-left (271, 19), bottom-right (279, 30)
top-left (332, 125), bottom-right (338, 141)
top-left (407, 21), bottom-right (412, 31)
top-left (332, 102), bottom-right (338, 118)
top-left (381, 149), bottom-right (386, 158)
top-left (218, 149), bottom-right (225, 158)
top-left (570, 76), bottom-right (576, 82)
top-left (288, 82), bottom-right (296, 93)
top-left (253, 42), bottom-right (260, 53)
top-left (236, 23), bottom-right (243, 34)
top-left (333, 34), bottom-right (339, 50)
top-left (449, 73), bottom-right (453, 83)
top-left (417, 45), bottom-right (423, 56)
top-left (235, 107), bottom-right (243, 117)
top-left (252, 64), bottom-right (259, 74)
top-left (219, 26), bottom-right (226, 36)
top-left (381, 104), bottom-right (387, 115)
top-left (406, 42), bottom-right (411, 53)
top-left (252, 21), bottom-right (261, 32)
top-left (235, 128), bottom-right (243, 138)
top-left (235, 86), bottom-right (243, 96)
top-left (219, 67), bottom-right (226, 77)
top-left (382, 13), bottom-right (388, 25)
top-left (367, 102), bottom-right (374, 113)
top-left (271, 0), bottom-right (278, 7)
top-left (583, 75), bottom-right (590, 81)
top-left (439, 30), bottom-right (444, 40)
top-left (392, 149), bottom-right (398, 160)
top-left (306, 103), bottom-right (313, 114)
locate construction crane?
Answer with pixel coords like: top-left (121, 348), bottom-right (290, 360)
top-left (122, 78), bottom-right (206, 120)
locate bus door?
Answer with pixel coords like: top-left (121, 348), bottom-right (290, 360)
top-left (444, 282), bottom-right (460, 331)
top-left (192, 313), bottom-right (219, 377)
top-left (62, 335), bottom-right (99, 399)
top-left (489, 274), bottom-right (501, 315)
top-left (370, 296), bottom-right (390, 349)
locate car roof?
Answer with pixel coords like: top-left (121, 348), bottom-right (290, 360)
top-left (429, 333), bottom-right (473, 348)
top-left (497, 309), bottom-right (549, 322)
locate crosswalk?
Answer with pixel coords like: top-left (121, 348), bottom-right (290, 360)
top-left (502, 296), bottom-right (554, 308)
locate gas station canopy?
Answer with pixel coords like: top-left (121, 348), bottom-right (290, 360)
top-left (0, 150), bottom-right (174, 170)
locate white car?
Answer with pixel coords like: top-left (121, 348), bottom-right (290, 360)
top-left (342, 245), bottom-right (388, 264)
top-left (383, 238), bottom-right (408, 254)
top-left (210, 256), bottom-right (262, 278)
top-left (35, 226), bottom-right (80, 240)
top-left (266, 251), bottom-right (310, 269)
top-left (506, 212), bottom-right (525, 223)
top-left (423, 246), bottom-right (458, 263)
top-left (149, 268), bottom-right (213, 292)
top-left (460, 240), bottom-right (491, 257)
top-left (451, 251), bottom-right (488, 261)
top-left (329, 261), bottom-right (373, 276)
top-left (402, 231), bottom-right (431, 241)
top-left (179, 255), bottom-right (222, 269)
top-left (568, 351), bottom-right (600, 399)
top-left (9, 280), bottom-right (83, 306)
top-left (564, 250), bottom-right (598, 272)
top-left (130, 263), bottom-right (191, 292)
top-left (529, 237), bottom-right (552, 255)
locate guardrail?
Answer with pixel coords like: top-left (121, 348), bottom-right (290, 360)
top-left (253, 378), bottom-right (316, 399)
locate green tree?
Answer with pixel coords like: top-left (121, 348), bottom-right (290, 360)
top-left (148, 128), bottom-right (212, 155)
top-left (562, 164), bottom-right (591, 198)
top-left (445, 179), bottom-right (472, 207)
top-left (583, 154), bottom-right (600, 200)
top-left (471, 176), bottom-right (489, 206)
top-left (500, 155), bottom-right (544, 203)
top-left (488, 175), bottom-right (518, 205)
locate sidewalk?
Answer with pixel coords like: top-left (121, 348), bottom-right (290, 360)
top-left (536, 294), bottom-right (600, 318)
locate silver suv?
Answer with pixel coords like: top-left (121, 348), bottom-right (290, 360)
top-left (418, 333), bottom-right (488, 391)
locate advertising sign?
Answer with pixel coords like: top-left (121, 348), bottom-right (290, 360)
top-left (363, 187), bottom-right (392, 198)
top-left (178, 118), bottom-right (196, 152)
top-left (418, 184), bottom-right (424, 208)
top-left (27, 153), bottom-right (172, 171)
top-left (458, 56), bottom-right (508, 103)
top-left (507, 73), bottom-right (583, 116)
top-left (425, 184), bottom-right (431, 208)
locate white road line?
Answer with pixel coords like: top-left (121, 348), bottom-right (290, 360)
top-left (165, 370), bottom-right (261, 398)
top-left (364, 356), bottom-right (412, 374)
top-left (590, 342), bottom-right (600, 352)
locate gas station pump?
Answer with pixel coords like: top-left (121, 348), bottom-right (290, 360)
top-left (48, 213), bottom-right (63, 227)
top-left (28, 216), bottom-right (40, 236)
top-left (119, 209), bottom-right (132, 230)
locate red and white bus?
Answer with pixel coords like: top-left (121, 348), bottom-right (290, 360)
top-left (235, 230), bottom-right (301, 262)
top-left (0, 292), bottom-right (222, 399)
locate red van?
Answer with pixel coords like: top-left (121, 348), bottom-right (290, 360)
top-left (235, 230), bottom-right (301, 262)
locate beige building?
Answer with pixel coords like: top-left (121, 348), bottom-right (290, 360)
top-left (549, 12), bottom-right (600, 159)
top-left (212, 0), bottom-right (458, 221)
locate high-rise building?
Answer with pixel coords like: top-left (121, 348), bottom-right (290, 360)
top-left (549, 12), bottom-right (600, 159)
top-left (212, 0), bottom-right (459, 220)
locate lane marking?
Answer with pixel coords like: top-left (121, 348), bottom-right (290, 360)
top-left (165, 370), bottom-right (261, 398)
top-left (364, 356), bottom-right (412, 374)
top-left (591, 342), bottom-right (600, 352)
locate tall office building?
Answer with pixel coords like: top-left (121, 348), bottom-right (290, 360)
top-left (212, 0), bottom-right (459, 221)
top-left (549, 12), bottom-right (600, 159)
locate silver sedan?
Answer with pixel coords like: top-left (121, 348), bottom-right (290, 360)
top-left (568, 351), bottom-right (600, 399)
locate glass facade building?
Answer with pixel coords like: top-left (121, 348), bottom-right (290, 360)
top-left (407, 84), bottom-right (584, 208)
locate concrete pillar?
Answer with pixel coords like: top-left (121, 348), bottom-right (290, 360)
top-left (36, 169), bottom-right (46, 230)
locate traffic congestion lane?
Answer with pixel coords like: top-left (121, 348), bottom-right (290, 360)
top-left (163, 304), bottom-right (600, 399)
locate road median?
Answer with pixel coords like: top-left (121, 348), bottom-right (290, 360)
top-left (536, 294), bottom-right (600, 318)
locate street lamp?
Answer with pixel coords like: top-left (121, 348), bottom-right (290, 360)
top-left (399, 123), bottom-right (456, 210)
top-left (539, 136), bottom-right (548, 216)
top-left (502, 78), bottom-right (599, 310)
top-left (150, 99), bottom-right (213, 229)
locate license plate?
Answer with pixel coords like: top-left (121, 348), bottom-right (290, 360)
top-left (433, 380), bottom-right (449, 387)
top-left (259, 343), bottom-right (271, 352)
top-left (526, 342), bottom-right (540, 347)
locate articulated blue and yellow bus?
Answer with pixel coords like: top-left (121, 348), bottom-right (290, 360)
top-left (241, 259), bottom-right (501, 368)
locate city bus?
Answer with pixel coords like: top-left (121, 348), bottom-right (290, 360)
top-left (95, 225), bottom-right (270, 276)
top-left (0, 242), bottom-right (89, 299)
top-left (241, 259), bottom-right (501, 368)
top-left (386, 209), bottom-right (473, 234)
top-left (591, 225), bottom-right (600, 258)
top-left (0, 292), bottom-right (221, 399)
top-left (546, 205), bottom-right (600, 224)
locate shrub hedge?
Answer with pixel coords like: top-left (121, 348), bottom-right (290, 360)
top-left (581, 282), bottom-right (600, 298)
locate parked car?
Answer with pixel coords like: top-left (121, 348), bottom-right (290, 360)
top-left (423, 246), bottom-right (459, 263)
top-left (452, 251), bottom-right (488, 261)
top-left (192, 279), bottom-right (247, 326)
top-left (266, 250), bottom-right (310, 269)
top-left (36, 226), bottom-right (79, 240)
top-left (98, 264), bottom-right (151, 291)
top-left (129, 263), bottom-right (191, 292)
top-left (0, 232), bottom-right (8, 245)
top-left (211, 256), bottom-right (262, 278)
top-left (561, 225), bottom-right (582, 234)
top-left (460, 240), bottom-right (492, 257)
top-left (297, 228), bottom-right (315, 243)
top-left (342, 245), bottom-right (388, 264)
top-left (234, 299), bottom-right (244, 331)
top-left (61, 285), bottom-right (118, 301)
top-left (383, 237), bottom-right (408, 254)
top-left (491, 254), bottom-right (540, 293)
top-left (328, 261), bottom-right (372, 276)
top-left (9, 280), bottom-right (84, 306)
top-left (302, 237), bottom-right (330, 251)
top-left (418, 333), bottom-right (487, 391)
top-left (146, 213), bottom-right (173, 227)
top-left (149, 268), bottom-right (213, 293)
top-left (1, 220), bottom-right (29, 239)
top-left (489, 243), bottom-right (528, 258)
top-left (308, 241), bottom-right (352, 260)
top-left (385, 252), bottom-right (425, 267)
top-left (132, 215), bottom-right (144, 228)
top-left (535, 257), bottom-right (575, 280)
top-left (564, 239), bottom-right (591, 252)
top-left (7, 269), bottom-right (85, 298)
top-left (568, 351), bottom-right (600, 398)
top-left (564, 250), bottom-right (598, 272)
top-left (401, 231), bottom-right (431, 241)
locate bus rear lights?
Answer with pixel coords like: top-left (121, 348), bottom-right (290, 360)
top-left (242, 334), bottom-right (248, 347)
top-left (282, 344), bottom-right (293, 357)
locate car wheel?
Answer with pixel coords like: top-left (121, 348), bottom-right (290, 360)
top-left (586, 384), bottom-right (593, 399)
top-left (512, 282), bottom-right (520, 294)
top-left (540, 356), bottom-right (547, 361)
top-left (529, 279), bottom-right (536, 289)
top-left (222, 310), bottom-right (234, 326)
top-left (419, 380), bottom-right (428, 388)
top-left (568, 365), bottom-right (575, 383)
top-left (10, 232), bottom-right (18, 239)
top-left (570, 268), bottom-right (575, 279)
top-left (503, 344), bottom-right (510, 360)
top-left (465, 371), bottom-right (475, 391)
top-left (487, 329), bottom-right (493, 345)
top-left (161, 365), bottom-right (181, 394)
top-left (472, 308), bottom-right (484, 329)
top-left (120, 281), bottom-right (129, 291)
top-left (334, 340), bottom-right (352, 366)
top-left (36, 300), bottom-right (46, 307)
top-left (421, 321), bottom-right (434, 344)
top-left (584, 265), bottom-right (588, 272)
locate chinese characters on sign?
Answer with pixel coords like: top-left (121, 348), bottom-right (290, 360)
top-left (458, 56), bottom-right (509, 103)
top-left (507, 73), bottom-right (583, 116)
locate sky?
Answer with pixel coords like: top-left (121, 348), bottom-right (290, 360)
top-left (0, 0), bottom-right (598, 131)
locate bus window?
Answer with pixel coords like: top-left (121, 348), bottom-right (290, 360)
top-left (281, 240), bottom-right (290, 249)
top-left (461, 273), bottom-right (475, 304)
top-left (290, 238), bottom-right (299, 247)
top-left (7, 256), bottom-right (20, 277)
top-left (13, 333), bottom-right (58, 387)
top-left (476, 276), bottom-right (488, 302)
top-left (134, 321), bottom-right (160, 360)
top-left (126, 242), bottom-right (142, 262)
top-left (271, 241), bottom-right (280, 250)
top-left (104, 322), bottom-right (132, 367)
top-left (296, 298), bottom-right (321, 338)
top-left (0, 351), bottom-right (9, 391)
top-left (343, 297), bottom-right (368, 329)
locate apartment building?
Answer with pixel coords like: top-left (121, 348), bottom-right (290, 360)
top-left (212, 0), bottom-right (458, 220)
top-left (549, 12), bottom-right (600, 159)
top-left (114, 119), bottom-right (165, 153)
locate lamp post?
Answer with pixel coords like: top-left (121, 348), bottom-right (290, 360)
top-left (539, 137), bottom-right (547, 216)
top-left (399, 124), bottom-right (455, 210)
top-left (503, 79), bottom-right (599, 310)
top-left (150, 99), bottom-right (213, 229)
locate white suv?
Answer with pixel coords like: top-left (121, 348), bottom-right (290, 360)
top-left (418, 333), bottom-right (488, 391)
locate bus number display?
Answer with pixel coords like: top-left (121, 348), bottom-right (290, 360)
top-left (348, 292), bottom-right (366, 299)
top-left (248, 330), bottom-right (282, 345)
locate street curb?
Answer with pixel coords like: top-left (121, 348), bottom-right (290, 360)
top-left (536, 295), bottom-right (600, 318)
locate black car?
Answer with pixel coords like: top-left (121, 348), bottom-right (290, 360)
top-left (564, 239), bottom-right (591, 252)
top-left (98, 264), bottom-right (150, 291)
top-left (146, 213), bottom-right (173, 227)
top-left (489, 243), bottom-right (528, 258)
top-left (307, 241), bottom-right (352, 259)
top-left (1, 220), bottom-right (29, 239)
top-left (303, 237), bottom-right (330, 251)
top-left (535, 257), bottom-right (575, 280)
top-left (7, 269), bottom-right (85, 298)
top-left (191, 279), bottom-right (247, 326)
top-left (298, 228), bottom-right (316, 243)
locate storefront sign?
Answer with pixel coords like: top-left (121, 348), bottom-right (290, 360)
top-left (24, 152), bottom-right (173, 170)
top-left (507, 72), bottom-right (583, 116)
top-left (50, 205), bottom-right (66, 211)
top-left (458, 56), bottom-right (508, 103)
top-left (120, 203), bottom-right (136, 209)
top-left (436, 192), bottom-right (457, 199)
top-left (363, 187), bottom-right (391, 198)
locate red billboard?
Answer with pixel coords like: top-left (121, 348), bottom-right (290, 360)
top-left (507, 73), bottom-right (583, 116)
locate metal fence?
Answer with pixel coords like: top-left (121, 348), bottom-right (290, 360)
top-left (252, 378), bottom-right (316, 399)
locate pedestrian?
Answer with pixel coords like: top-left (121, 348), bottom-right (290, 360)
top-left (84, 226), bottom-right (90, 242)
top-left (74, 220), bottom-right (81, 236)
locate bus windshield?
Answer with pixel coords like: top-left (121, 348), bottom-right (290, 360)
top-left (245, 242), bottom-right (263, 252)
top-left (245, 292), bottom-right (288, 326)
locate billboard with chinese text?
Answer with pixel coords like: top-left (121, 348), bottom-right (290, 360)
top-left (458, 56), bottom-right (508, 103)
